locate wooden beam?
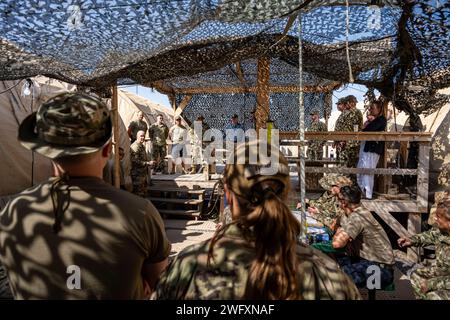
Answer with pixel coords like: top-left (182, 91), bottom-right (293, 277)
top-left (362, 200), bottom-right (419, 214)
top-left (235, 62), bottom-right (247, 88)
top-left (417, 144), bottom-right (430, 212)
top-left (174, 95), bottom-right (192, 117)
top-left (147, 80), bottom-right (175, 96)
top-left (255, 57), bottom-right (270, 133)
top-left (407, 213), bottom-right (422, 262)
top-left (112, 85), bottom-right (120, 189)
top-left (172, 82), bottom-right (340, 95)
top-left (372, 208), bottom-right (412, 238)
top-left (282, 132), bottom-right (432, 142)
top-left (304, 167), bottom-right (418, 175)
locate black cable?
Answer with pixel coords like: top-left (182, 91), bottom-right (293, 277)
top-left (0, 80), bottom-right (23, 95)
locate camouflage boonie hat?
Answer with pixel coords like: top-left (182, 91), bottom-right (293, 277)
top-left (346, 95), bottom-right (358, 104)
top-left (18, 92), bottom-right (112, 159)
top-left (223, 140), bottom-right (290, 202)
top-left (319, 174), bottom-right (353, 190)
top-left (336, 97), bottom-right (347, 105)
top-left (310, 109), bottom-right (320, 116)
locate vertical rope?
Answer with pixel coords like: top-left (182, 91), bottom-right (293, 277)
top-left (298, 11), bottom-right (307, 241)
top-left (345, 0), bottom-right (354, 83)
top-left (30, 80), bottom-right (35, 187)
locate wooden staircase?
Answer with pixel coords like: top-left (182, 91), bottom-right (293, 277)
top-left (147, 186), bottom-right (205, 220)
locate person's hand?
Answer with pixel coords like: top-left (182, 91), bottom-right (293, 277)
top-left (330, 219), bottom-right (339, 232)
top-left (420, 281), bottom-right (429, 294)
top-left (397, 237), bottom-right (412, 248)
top-left (308, 206), bottom-right (318, 215)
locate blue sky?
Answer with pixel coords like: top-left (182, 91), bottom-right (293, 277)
top-left (120, 83), bottom-right (370, 113)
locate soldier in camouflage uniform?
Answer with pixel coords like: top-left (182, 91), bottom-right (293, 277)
top-left (153, 141), bottom-right (361, 300)
top-left (429, 165), bottom-right (450, 227)
top-left (0, 93), bottom-right (170, 299)
top-left (307, 109), bottom-right (327, 161)
top-left (127, 110), bottom-right (148, 143)
top-left (398, 193), bottom-right (450, 300)
top-left (306, 174), bottom-right (353, 228)
top-left (130, 130), bottom-right (151, 197)
top-left (333, 97), bottom-right (348, 162)
top-left (335, 95), bottom-right (363, 168)
top-left (148, 114), bottom-right (169, 173)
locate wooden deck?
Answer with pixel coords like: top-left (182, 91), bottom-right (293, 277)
top-left (151, 173), bottom-right (222, 190)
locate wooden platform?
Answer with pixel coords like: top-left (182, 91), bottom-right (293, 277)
top-left (151, 173), bottom-right (221, 190)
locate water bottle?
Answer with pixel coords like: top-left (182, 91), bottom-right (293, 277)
top-left (316, 234), bottom-right (330, 243)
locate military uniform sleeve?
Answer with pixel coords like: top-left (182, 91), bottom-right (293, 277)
top-left (148, 125), bottom-right (154, 140)
top-left (130, 145), bottom-right (148, 168)
top-left (153, 244), bottom-right (203, 300)
top-left (427, 275), bottom-right (450, 292)
top-left (340, 212), bottom-right (364, 240)
top-left (410, 229), bottom-right (440, 247)
top-left (142, 201), bottom-right (171, 263)
top-left (309, 192), bottom-right (328, 208)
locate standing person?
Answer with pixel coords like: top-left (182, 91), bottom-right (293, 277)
top-left (224, 114), bottom-right (245, 143)
top-left (341, 95), bottom-right (363, 169)
top-left (0, 93), bottom-right (170, 299)
top-left (128, 111), bottom-right (148, 144)
top-left (333, 186), bottom-right (395, 289)
top-left (130, 130), bottom-right (152, 197)
top-left (169, 116), bottom-right (187, 174)
top-left (398, 194), bottom-right (450, 300)
top-left (307, 109), bottom-right (327, 161)
top-left (189, 115), bottom-right (210, 174)
top-left (153, 141), bottom-right (361, 300)
top-left (333, 97), bottom-right (348, 162)
top-left (356, 101), bottom-right (387, 199)
top-left (148, 114), bottom-right (169, 173)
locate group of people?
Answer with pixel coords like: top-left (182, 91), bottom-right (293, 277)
top-left (303, 172), bottom-right (449, 300)
top-left (307, 95), bottom-right (387, 200)
top-left (0, 92), bottom-right (448, 300)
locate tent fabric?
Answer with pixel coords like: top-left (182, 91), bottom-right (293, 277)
top-left (0, 78), bottom-right (173, 197)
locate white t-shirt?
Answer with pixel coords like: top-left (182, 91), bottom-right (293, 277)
top-left (170, 125), bottom-right (187, 144)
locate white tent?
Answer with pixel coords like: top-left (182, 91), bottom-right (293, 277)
top-left (0, 77), bottom-right (173, 197)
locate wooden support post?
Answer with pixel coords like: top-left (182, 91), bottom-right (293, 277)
top-left (417, 143), bottom-right (430, 213)
top-left (407, 213), bottom-right (421, 262)
top-left (380, 99), bottom-right (390, 194)
top-left (112, 85), bottom-right (120, 189)
top-left (255, 57), bottom-right (270, 134)
top-left (235, 62), bottom-right (247, 88)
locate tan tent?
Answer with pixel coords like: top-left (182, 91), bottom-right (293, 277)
top-left (0, 77), bottom-right (173, 197)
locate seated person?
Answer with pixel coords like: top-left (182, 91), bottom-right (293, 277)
top-left (332, 185), bottom-right (395, 288)
top-left (398, 194), bottom-right (450, 300)
top-left (298, 174), bottom-right (352, 229)
top-left (153, 141), bottom-right (360, 300)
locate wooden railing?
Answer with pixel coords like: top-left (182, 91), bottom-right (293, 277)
top-left (281, 131), bottom-right (433, 262)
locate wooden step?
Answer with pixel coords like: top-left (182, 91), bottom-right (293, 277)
top-left (159, 209), bottom-right (201, 217)
top-left (148, 186), bottom-right (205, 194)
top-left (148, 197), bottom-right (203, 205)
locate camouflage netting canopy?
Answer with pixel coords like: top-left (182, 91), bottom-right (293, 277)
top-left (0, 0), bottom-right (449, 117)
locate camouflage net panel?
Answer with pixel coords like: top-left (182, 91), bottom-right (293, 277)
top-left (179, 91), bottom-right (330, 132)
top-left (0, 1), bottom-right (448, 115)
